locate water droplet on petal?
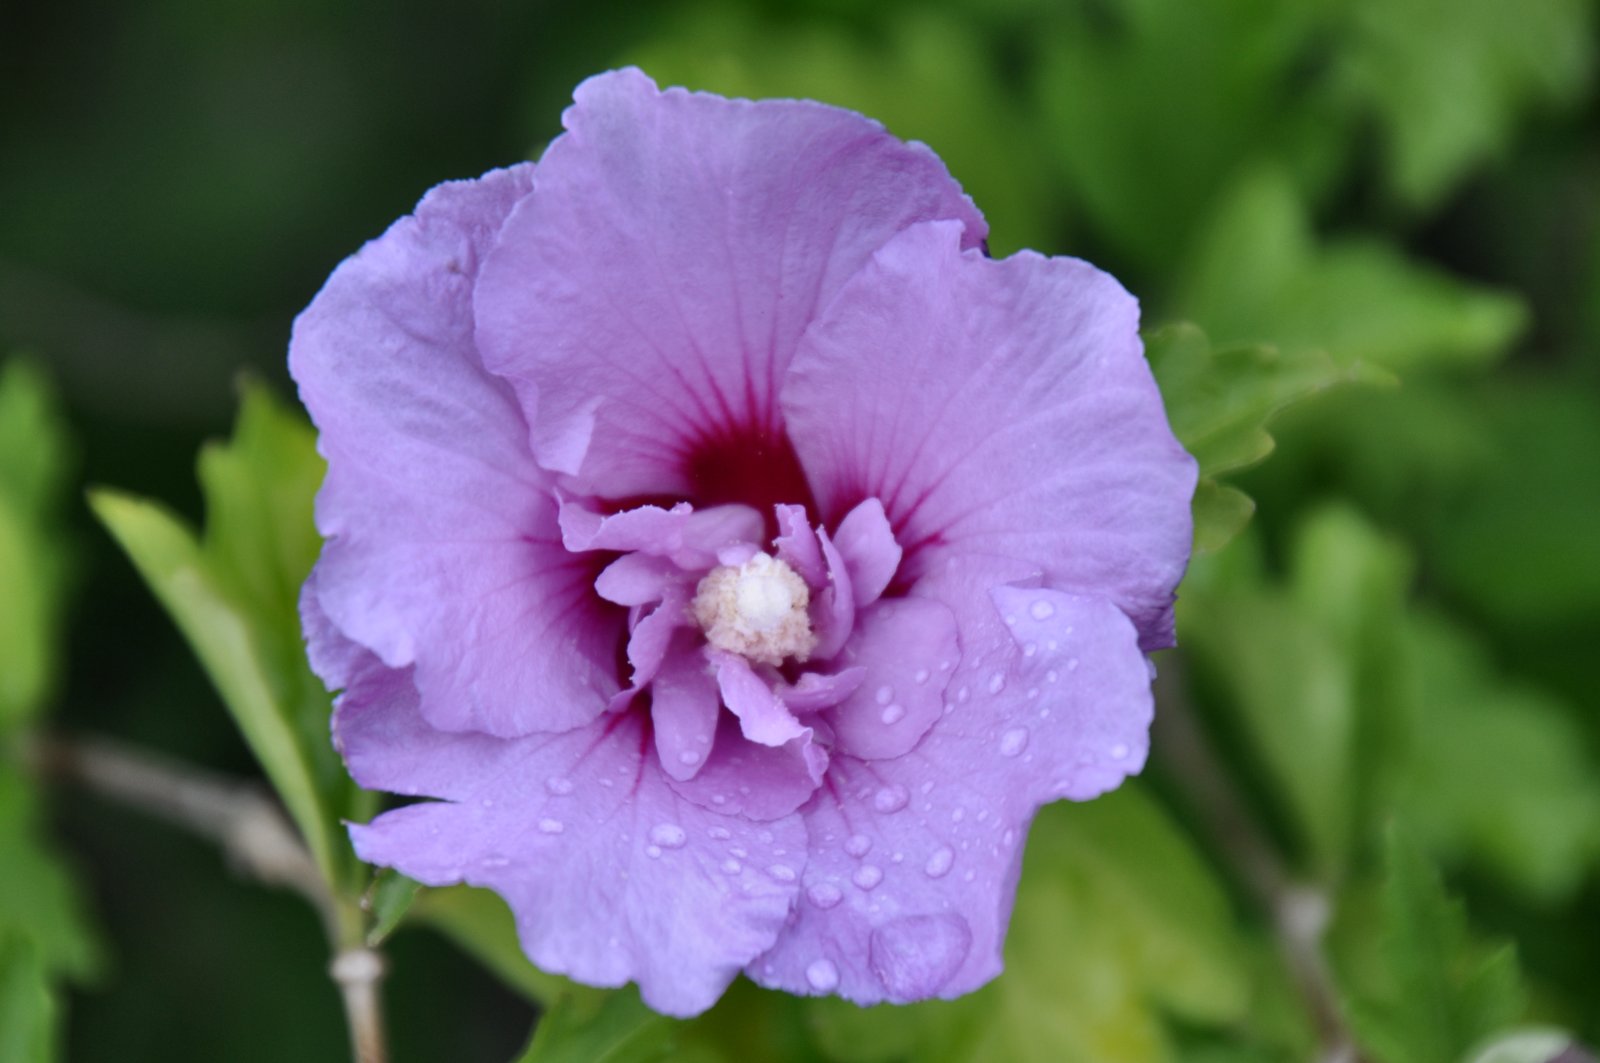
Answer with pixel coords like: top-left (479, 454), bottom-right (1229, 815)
top-left (914, 668), bottom-right (930, 684)
top-left (1029, 599), bottom-right (1055, 620)
top-left (722, 858), bottom-right (741, 874)
top-left (875, 685), bottom-right (894, 706)
top-left (845, 834), bottom-right (872, 857)
top-left (868, 914), bottom-right (972, 1001)
top-left (645, 845), bottom-right (662, 859)
top-left (481, 854), bottom-right (510, 869)
top-left (806, 958), bottom-right (840, 992)
top-left (649, 823), bottom-right (687, 849)
top-left (538, 818), bottom-right (565, 834)
top-left (951, 808), bottom-right (965, 823)
top-left (880, 703), bottom-right (905, 724)
top-left (987, 672), bottom-right (1006, 695)
top-left (923, 846), bottom-right (955, 878)
top-left (545, 777), bottom-right (574, 796)
top-left (1046, 670), bottom-right (1058, 684)
top-left (873, 786), bottom-right (909, 814)
top-left (768, 864), bottom-right (797, 882)
top-left (679, 750), bottom-right (702, 766)
top-left (709, 826), bottom-right (731, 840)
top-left (999, 728), bottom-right (1029, 757)
top-left (1067, 658), bottom-right (1079, 672)
top-left (1110, 742), bottom-right (1130, 760)
top-left (1023, 642), bottom-right (1037, 658)
top-left (807, 882), bottom-right (843, 909)
top-left (852, 864), bottom-right (883, 890)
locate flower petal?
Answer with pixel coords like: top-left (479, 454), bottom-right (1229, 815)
top-left (822, 597), bottom-right (959, 760)
top-left (336, 659), bottom-right (804, 1018)
top-left (668, 714), bottom-right (829, 821)
top-left (833, 498), bottom-right (902, 607)
top-left (651, 640), bottom-right (721, 782)
top-left (473, 68), bottom-right (987, 499)
top-left (558, 498), bottom-right (763, 571)
top-left (292, 164), bottom-right (620, 735)
top-left (712, 651), bottom-right (808, 747)
top-left (784, 220), bottom-right (1196, 650)
top-left (775, 667), bottom-right (867, 713)
top-left (747, 554), bottom-right (1154, 1004)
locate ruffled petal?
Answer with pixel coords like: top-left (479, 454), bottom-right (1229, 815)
top-left (559, 498), bottom-right (763, 570)
top-left (783, 220), bottom-right (1196, 650)
top-left (336, 658), bottom-right (804, 1018)
top-left (292, 164), bottom-right (621, 736)
top-left (775, 667), bottom-right (867, 713)
top-left (651, 639), bottom-right (721, 782)
top-left (747, 554), bottom-right (1154, 1004)
top-left (712, 651), bottom-right (808, 747)
top-left (473, 68), bottom-right (986, 500)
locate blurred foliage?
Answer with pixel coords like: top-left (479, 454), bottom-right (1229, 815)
top-left (3, 0), bottom-right (1599, 1058)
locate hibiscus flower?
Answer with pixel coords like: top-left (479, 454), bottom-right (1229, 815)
top-left (293, 68), bottom-right (1195, 1016)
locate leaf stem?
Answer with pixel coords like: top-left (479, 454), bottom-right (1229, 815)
top-left (1151, 662), bottom-right (1357, 1062)
top-left (25, 732), bottom-right (388, 1063)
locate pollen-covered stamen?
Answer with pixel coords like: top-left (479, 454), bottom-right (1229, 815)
top-left (692, 552), bottom-right (817, 666)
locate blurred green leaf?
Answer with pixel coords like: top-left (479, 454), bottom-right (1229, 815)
top-left (1390, 611), bottom-right (1600, 901)
top-left (0, 360), bottom-right (73, 729)
top-left (1034, 0), bottom-right (1342, 271)
top-left (0, 933), bottom-right (57, 1063)
top-left (89, 381), bottom-right (362, 890)
top-left (807, 785), bottom-right (1251, 1063)
top-left (623, 6), bottom-right (1054, 255)
top-left (516, 985), bottom-right (678, 1063)
top-left (409, 885), bottom-right (594, 1008)
top-left (1341, 826), bottom-right (1526, 1063)
top-left (1177, 169), bottom-right (1526, 375)
top-left (363, 869), bottom-right (421, 948)
top-left (1330, 0), bottom-right (1593, 208)
top-left (1147, 323), bottom-right (1378, 552)
top-left (0, 774), bottom-right (100, 984)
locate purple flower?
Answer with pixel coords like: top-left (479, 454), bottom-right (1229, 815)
top-left (293, 69), bottom-right (1195, 1016)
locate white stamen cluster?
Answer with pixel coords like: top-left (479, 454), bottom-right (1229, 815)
top-left (691, 552), bottom-right (816, 666)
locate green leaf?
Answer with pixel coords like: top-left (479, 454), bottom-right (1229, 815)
top-left (1339, 826), bottom-right (1526, 1063)
top-left (516, 986), bottom-right (678, 1063)
top-left (0, 359), bottom-right (73, 729)
top-left (362, 869), bottom-right (421, 948)
top-left (1033, 0), bottom-right (1344, 271)
top-left (1330, 0), bottom-right (1593, 207)
top-left (1176, 168), bottom-right (1526, 376)
top-left (89, 381), bottom-right (364, 890)
top-left (807, 785), bottom-right (1251, 1063)
top-left (0, 774), bottom-right (100, 984)
top-left (0, 933), bottom-right (58, 1063)
top-left (1389, 611), bottom-right (1600, 901)
top-left (409, 885), bottom-right (592, 1007)
top-left (1146, 323), bottom-right (1378, 552)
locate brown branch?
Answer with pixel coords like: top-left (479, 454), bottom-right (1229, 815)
top-left (24, 733), bottom-right (388, 1063)
top-left (1151, 662), bottom-right (1357, 1063)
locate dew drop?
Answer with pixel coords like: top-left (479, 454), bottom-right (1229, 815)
top-left (481, 854), bottom-right (510, 869)
top-left (951, 808), bottom-right (965, 823)
top-left (722, 858), bottom-right (741, 875)
top-left (649, 823), bottom-right (687, 849)
top-left (1002, 829), bottom-right (1016, 847)
top-left (480, 797), bottom-right (495, 808)
top-left (769, 864), bottom-right (797, 882)
top-left (645, 845), bottom-right (662, 859)
top-left (709, 826), bottom-right (731, 840)
top-left (806, 959), bottom-right (840, 992)
top-left (880, 704), bottom-right (905, 725)
top-left (1067, 658), bottom-right (1079, 672)
top-left (1023, 642), bottom-right (1037, 658)
top-left (679, 750), bottom-right (702, 766)
top-left (538, 818), bottom-right (565, 834)
top-left (852, 864), bottom-right (883, 890)
top-left (987, 672), bottom-right (1006, 695)
top-left (999, 728), bottom-right (1030, 757)
top-left (868, 914), bottom-right (972, 1001)
top-left (875, 685), bottom-right (895, 706)
top-left (545, 777), bottom-right (574, 796)
top-left (914, 668), bottom-right (930, 684)
top-left (1110, 742), bottom-right (1130, 760)
top-left (807, 882), bottom-right (844, 909)
top-left (923, 846), bottom-right (955, 878)
top-left (957, 686), bottom-right (970, 703)
top-left (920, 780), bottom-right (935, 794)
top-left (1029, 599), bottom-right (1056, 620)
top-left (844, 834), bottom-right (873, 857)
top-left (1046, 670), bottom-right (1058, 684)
top-left (873, 786), bottom-right (909, 814)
